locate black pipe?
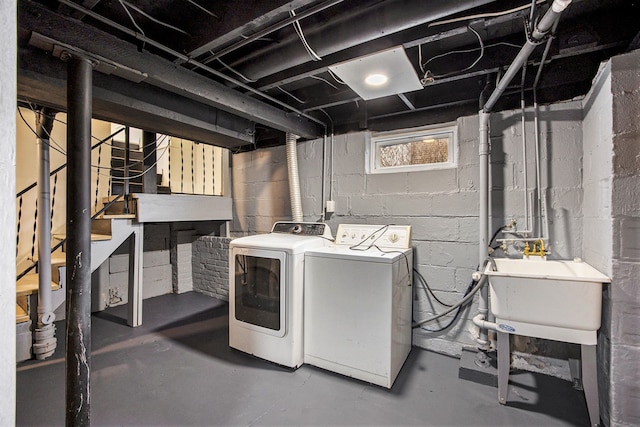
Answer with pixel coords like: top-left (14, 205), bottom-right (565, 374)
top-left (124, 126), bottom-right (130, 214)
top-left (65, 55), bottom-right (92, 427)
top-left (142, 130), bottom-right (157, 194)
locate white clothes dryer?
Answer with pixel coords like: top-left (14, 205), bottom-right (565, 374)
top-left (304, 224), bottom-right (413, 388)
top-left (229, 222), bottom-right (331, 368)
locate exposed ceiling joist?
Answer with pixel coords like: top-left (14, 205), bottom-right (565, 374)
top-left (19, 0), bottom-right (324, 139)
top-left (18, 49), bottom-right (253, 148)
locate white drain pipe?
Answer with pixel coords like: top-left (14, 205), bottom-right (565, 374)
top-left (286, 133), bottom-right (303, 222)
top-left (34, 108), bottom-right (57, 360)
top-left (475, 0), bottom-right (572, 348)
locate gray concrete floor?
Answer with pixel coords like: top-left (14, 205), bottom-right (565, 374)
top-left (17, 292), bottom-right (591, 426)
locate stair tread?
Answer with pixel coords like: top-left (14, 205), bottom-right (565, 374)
top-left (53, 233), bottom-right (112, 242)
top-left (91, 233), bottom-right (112, 241)
top-left (100, 213), bottom-right (136, 219)
top-left (16, 303), bottom-right (29, 324)
top-left (17, 273), bottom-right (60, 296)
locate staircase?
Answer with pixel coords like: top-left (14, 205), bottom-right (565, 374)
top-left (111, 141), bottom-right (171, 196)
top-left (15, 204), bottom-right (144, 362)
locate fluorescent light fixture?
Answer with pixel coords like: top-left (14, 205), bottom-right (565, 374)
top-left (329, 47), bottom-right (423, 100)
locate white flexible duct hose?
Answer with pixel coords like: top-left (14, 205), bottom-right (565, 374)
top-left (286, 133), bottom-right (303, 222)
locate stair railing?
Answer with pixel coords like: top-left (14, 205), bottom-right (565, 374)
top-left (16, 127), bottom-right (125, 281)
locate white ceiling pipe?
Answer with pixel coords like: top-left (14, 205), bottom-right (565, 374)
top-left (475, 0), bottom-right (572, 349)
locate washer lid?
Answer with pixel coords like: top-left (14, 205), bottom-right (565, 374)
top-left (305, 245), bottom-right (412, 263)
top-left (230, 232), bottom-right (329, 253)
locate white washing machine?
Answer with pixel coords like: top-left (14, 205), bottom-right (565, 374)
top-left (229, 222), bottom-right (332, 368)
top-left (304, 224), bottom-right (413, 388)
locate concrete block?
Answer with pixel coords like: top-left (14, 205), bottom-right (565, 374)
top-left (366, 173), bottom-right (407, 194)
top-left (335, 174), bottom-right (365, 195)
top-left (618, 217), bottom-right (640, 261)
top-left (457, 217), bottom-right (478, 243)
top-left (413, 241), bottom-right (476, 270)
top-left (611, 260), bottom-right (640, 305)
top-left (612, 175), bottom-right (640, 216)
top-left (457, 165), bottom-right (478, 191)
top-left (549, 188), bottom-right (583, 217)
top-left (457, 116), bottom-right (479, 144)
top-left (407, 168), bottom-right (458, 194)
top-left (379, 194), bottom-right (426, 216)
top-left (613, 132), bottom-right (640, 177)
top-left (548, 158), bottom-right (583, 189)
top-left (16, 321), bottom-right (33, 362)
top-left (405, 216), bottom-right (458, 242)
top-left (143, 249), bottom-right (170, 268)
top-left (613, 92), bottom-right (640, 135)
top-left (609, 344), bottom-right (640, 425)
top-left (349, 195), bottom-right (384, 216)
top-left (458, 139), bottom-right (479, 168)
top-left (144, 265), bottom-right (173, 298)
top-left (413, 264), bottom-right (456, 292)
top-left (428, 192), bottom-right (478, 217)
top-left (109, 254), bottom-right (128, 274)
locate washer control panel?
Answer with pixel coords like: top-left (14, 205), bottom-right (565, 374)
top-left (335, 224), bottom-right (411, 249)
top-left (271, 222), bottom-right (332, 238)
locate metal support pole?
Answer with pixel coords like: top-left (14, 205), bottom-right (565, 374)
top-left (66, 55), bottom-right (92, 427)
top-left (142, 130), bottom-right (157, 194)
top-left (34, 107), bottom-right (57, 360)
top-left (124, 126), bottom-right (130, 214)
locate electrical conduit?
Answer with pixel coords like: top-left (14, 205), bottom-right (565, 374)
top-left (286, 133), bottom-right (303, 222)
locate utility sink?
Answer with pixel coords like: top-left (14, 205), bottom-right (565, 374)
top-left (484, 258), bottom-right (611, 345)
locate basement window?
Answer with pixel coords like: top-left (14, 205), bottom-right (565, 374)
top-left (367, 124), bottom-right (458, 174)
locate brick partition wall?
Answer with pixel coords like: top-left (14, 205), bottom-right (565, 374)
top-left (192, 236), bottom-right (231, 301)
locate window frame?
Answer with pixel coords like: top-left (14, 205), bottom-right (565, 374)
top-left (366, 123), bottom-right (458, 174)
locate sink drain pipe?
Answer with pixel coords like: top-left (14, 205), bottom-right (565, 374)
top-left (475, 0), bottom-right (572, 348)
top-left (286, 133), bottom-right (304, 222)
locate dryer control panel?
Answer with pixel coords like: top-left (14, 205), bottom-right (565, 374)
top-left (335, 224), bottom-right (411, 249)
top-left (271, 221), bottom-right (333, 238)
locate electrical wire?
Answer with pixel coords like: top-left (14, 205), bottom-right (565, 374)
top-left (427, 26), bottom-right (485, 79)
top-left (120, 0), bottom-right (190, 36)
top-left (17, 107), bottom-right (67, 156)
top-left (290, 10), bottom-right (322, 61)
top-left (412, 276), bottom-right (484, 327)
top-left (118, 0), bottom-right (145, 37)
top-left (216, 58), bottom-right (257, 82)
top-left (414, 268), bottom-right (453, 307)
top-left (20, 104), bottom-right (172, 182)
top-left (421, 41), bottom-right (521, 70)
top-left (183, 0), bottom-right (218, 19)
top-left (310, 75), bottom-right (340, 90)
top-left (327, 68), bottom-right (346, 85)
top-left (277, 86), bottom-right (306, 104)
top-left (412, 224), bottom-right (511, 330)
top-left (429, 0), bottom-right (546, 27)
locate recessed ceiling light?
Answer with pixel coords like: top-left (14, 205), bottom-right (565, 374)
top-left (328, 47), bottom-right (423, 100)
top-left (365, 73), bottom-right (388, 86)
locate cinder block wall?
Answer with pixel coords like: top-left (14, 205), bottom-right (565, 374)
top-left (230, 100), bottom-right (584, 357)
top-left (583, 50), bottom-right (640, 426)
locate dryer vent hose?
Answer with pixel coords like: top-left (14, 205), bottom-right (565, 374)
top-left (286, 133), bottom-right (303, 222)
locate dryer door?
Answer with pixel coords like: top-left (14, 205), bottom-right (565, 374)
top-left (231, 248), bottom-right (287, 337)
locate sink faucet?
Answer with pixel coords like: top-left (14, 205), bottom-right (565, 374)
top-left (523, 239), bottom-right (546, 257)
